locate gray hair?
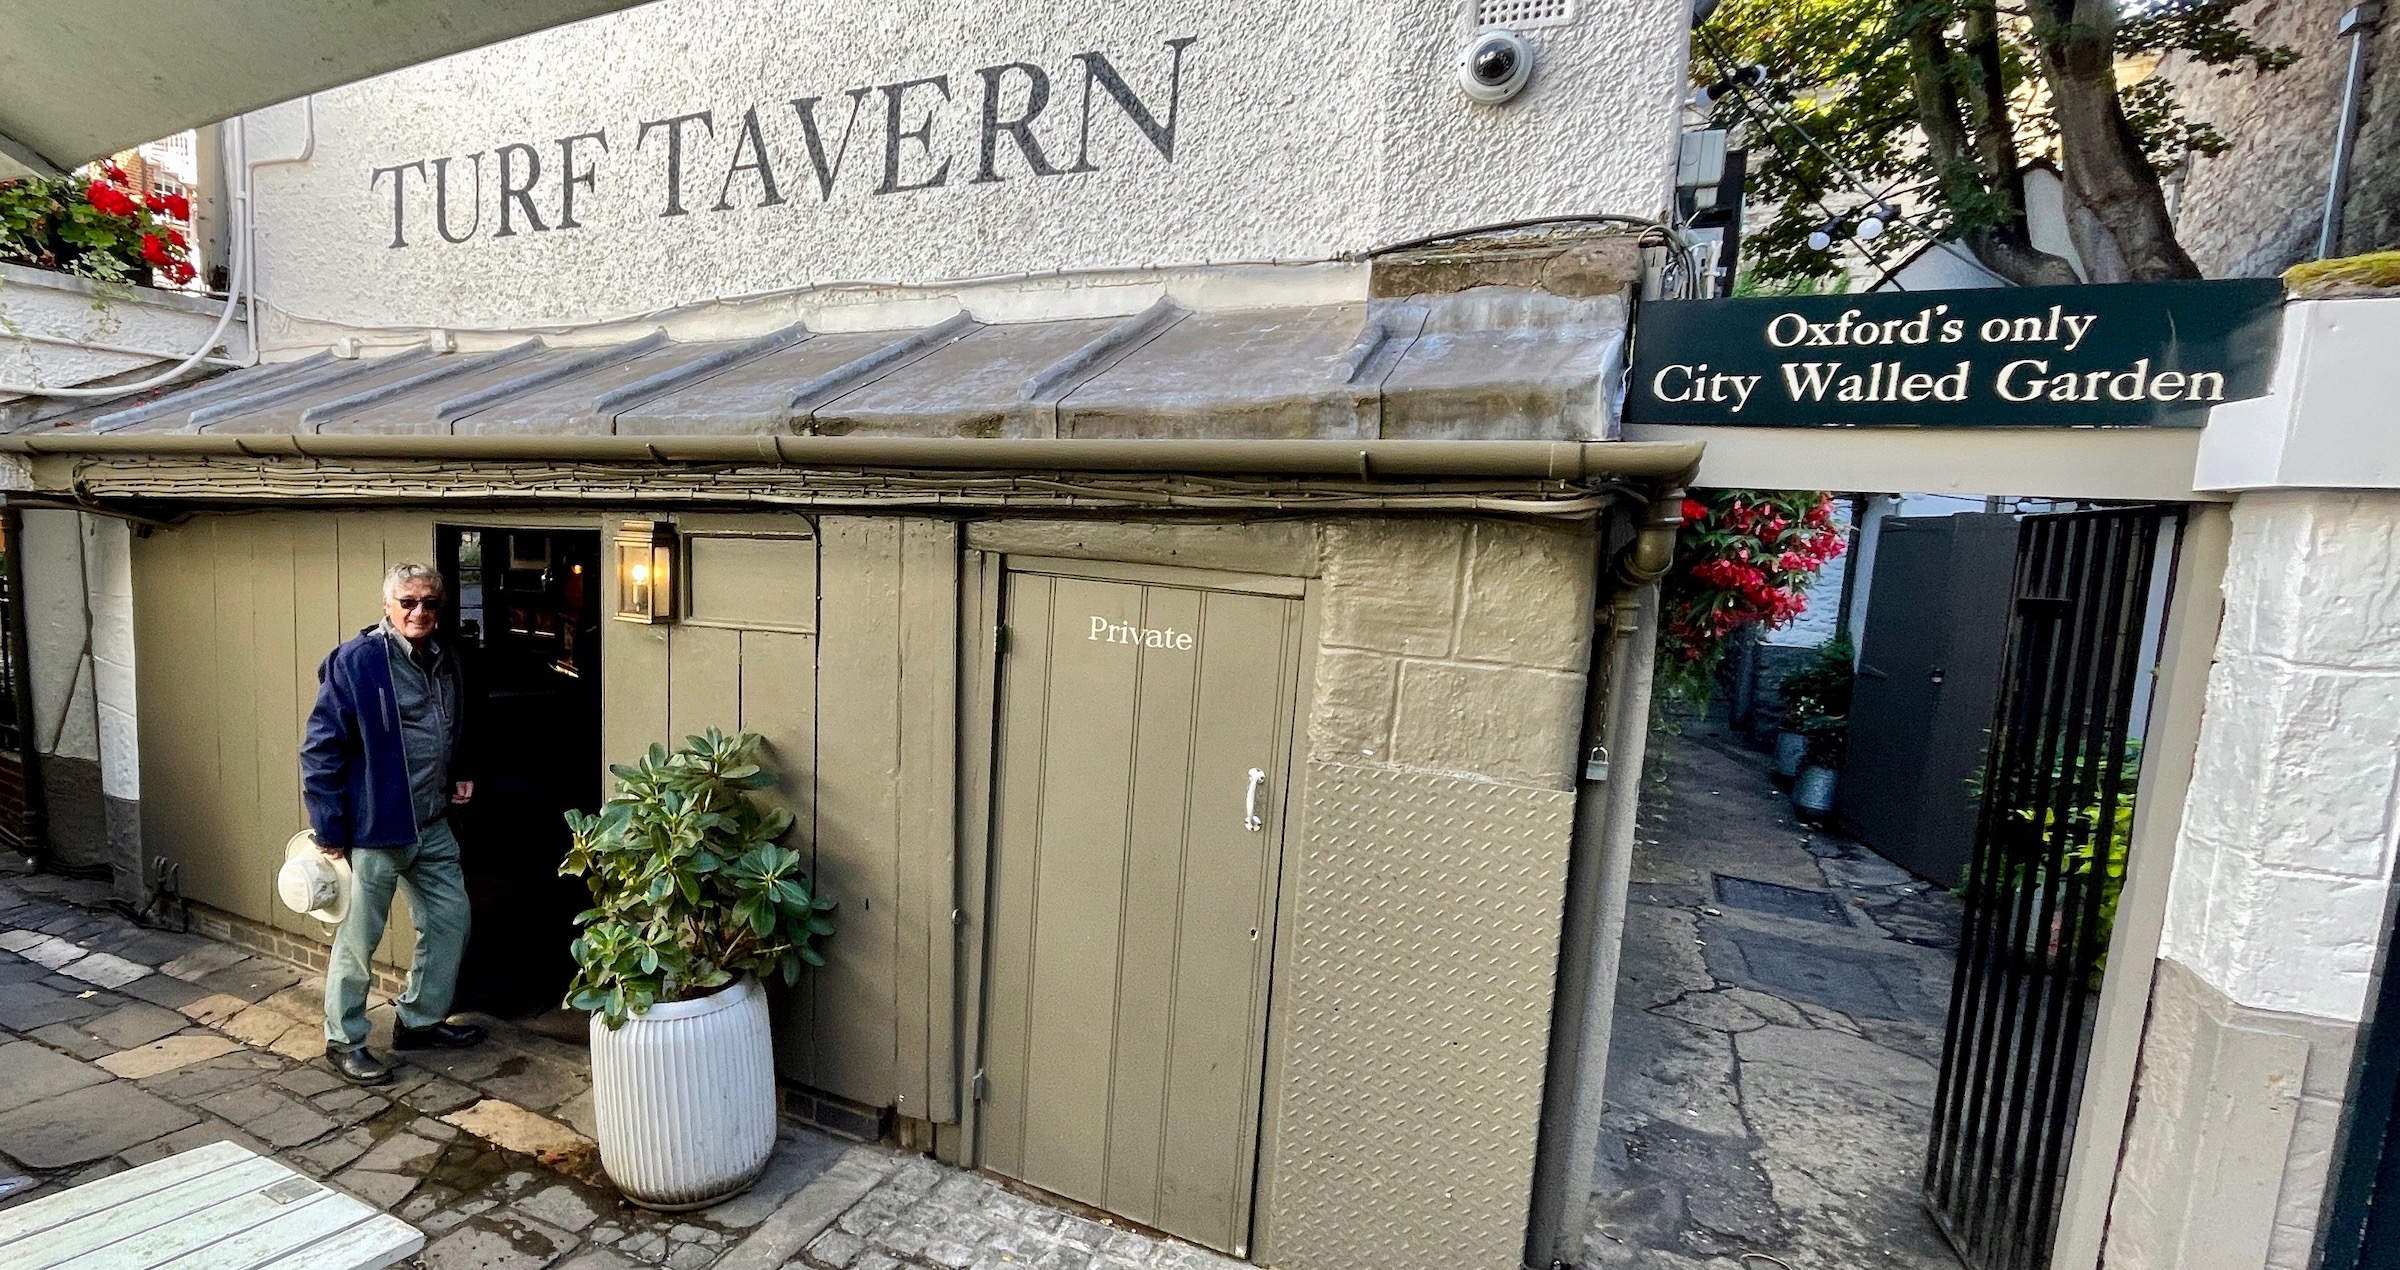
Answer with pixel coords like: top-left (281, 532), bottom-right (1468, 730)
top-left (382, 562), bottom-right (444, 602)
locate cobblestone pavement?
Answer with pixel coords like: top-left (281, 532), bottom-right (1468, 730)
top-left (1584, 716), bottom-right (1967, 1270)
top-left (0, 860), bottom-right (1240, 1270)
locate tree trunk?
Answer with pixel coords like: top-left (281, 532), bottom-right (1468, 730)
top-left (1907, 17), bottom-right (2083, 286)
top-left (2029, 0), bottom-right (2201, 280)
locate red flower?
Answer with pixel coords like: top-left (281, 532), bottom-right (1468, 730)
top-left (165, 260), bottom-right (197, 285)
top-left (164, 227), bottom-right (185, 249)
top-left (85, 181), bottom-right (137, 217)
top-left (1681, 498), bottom-right (1708, 524)
top-left (102, 163), bottom-right (128, 184)
top-left (139, 233), bottom-right (170, 266)
top-left (163, 192), bottom-right (190, 220)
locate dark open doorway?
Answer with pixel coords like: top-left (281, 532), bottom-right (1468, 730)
top-left (437, 525), bottom-right (603, 1020)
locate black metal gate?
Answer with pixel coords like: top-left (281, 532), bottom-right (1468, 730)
top-left (1923, 507), bottom-right (2169, 1270)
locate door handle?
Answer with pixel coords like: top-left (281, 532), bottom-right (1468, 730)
top-left (1244, 768), bottom-right (1266, 833)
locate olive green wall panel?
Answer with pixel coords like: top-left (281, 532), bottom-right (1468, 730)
top-left (797, 516), bottom-right (958, 1117)
top-left (133, 511), bottom-right (435, 963)
top-left (1258, 760), bottom-right (1577, 1270)
top-left (980, 570), bottom-right (1301, 1255)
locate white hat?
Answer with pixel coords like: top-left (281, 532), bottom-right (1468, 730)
top-left (277, 831), bottom-right (350, 924)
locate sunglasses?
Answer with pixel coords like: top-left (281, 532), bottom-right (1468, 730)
top-left (394, 596), bottom-right (441, 612)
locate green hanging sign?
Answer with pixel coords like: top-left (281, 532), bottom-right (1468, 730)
top-left (1626, 278), bottom-right (2283, 428)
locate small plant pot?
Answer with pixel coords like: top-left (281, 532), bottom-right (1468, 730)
top-left (589, 975), bottom-right (777, 1210)
top-left (1791, 765), bottom-right (1839, 821)
top-left (1772, 730), bottom-right (1809, 786)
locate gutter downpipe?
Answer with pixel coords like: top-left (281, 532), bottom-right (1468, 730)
top-left (2317, 2), bottom-right (2384, 259)
top-left (0, 434), bottom-right (1707, 481)
top-left (1525, 489), bottom-right (1682, 1268)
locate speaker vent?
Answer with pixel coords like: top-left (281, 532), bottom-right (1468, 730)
top-left (1475, 0), bottom-right (1575, 29)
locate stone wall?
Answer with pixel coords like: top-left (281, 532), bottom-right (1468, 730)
top-left (1261, 515), bottom-right (1592, 1270)
top-left (2158, 0), bottom-right (2400, 276)
top-left (17, 512), bottom-right (103, 872)
top-left (2116, 490), bottom-right (2400, 1270)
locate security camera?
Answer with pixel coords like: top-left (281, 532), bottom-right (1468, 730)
top-left (1458, 29), bottom-right (1533, 104)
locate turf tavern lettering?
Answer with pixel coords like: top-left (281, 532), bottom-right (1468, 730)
top-left (366, 36), bottom-right (1197, 248)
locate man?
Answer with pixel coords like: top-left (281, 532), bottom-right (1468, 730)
top-left (303, 561), bottom-right (486, 1085)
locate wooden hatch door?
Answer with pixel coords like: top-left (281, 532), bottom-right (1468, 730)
top-left (977, 565), bottom-right (1302, 1257)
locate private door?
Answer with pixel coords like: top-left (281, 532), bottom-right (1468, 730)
top-left (977, 563), bottom-right (1302, 1257)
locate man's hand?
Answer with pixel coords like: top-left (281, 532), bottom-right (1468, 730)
top-left (318, 843), bottom-right (347, 861)
top-left (452, 781), bottom-right (474, 806)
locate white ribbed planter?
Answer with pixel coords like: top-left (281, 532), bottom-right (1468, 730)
top-left (588, 975), bottom-right (778, 1210)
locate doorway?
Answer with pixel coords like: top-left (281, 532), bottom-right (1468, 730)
top-left (976, 563), bottom-right (1302, 1257)
top-left (1589, 495), bottom-right (2179, 1270)
top-left (436, 525), bottom-right (604, 1018)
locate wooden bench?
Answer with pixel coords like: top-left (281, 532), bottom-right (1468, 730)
top-left (0, 1139), bottom-right (423, 1270)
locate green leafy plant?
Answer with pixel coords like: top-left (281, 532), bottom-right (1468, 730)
top-left (1, 164), bottom-right (196, 286)
top-left (1699, 0), bottom-right (2297, 288)
top-left (1778, 635), bottom-right (1855, 766)
top-left (561, 729), bottom-right (835, 1029)
top-left (1970, 740), bottom-right (2141, 979)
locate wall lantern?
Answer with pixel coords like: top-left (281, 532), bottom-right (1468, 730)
top-left (613, 519), bottom-right (678, 623)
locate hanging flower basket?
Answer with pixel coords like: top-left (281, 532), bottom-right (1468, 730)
top-left (1657, 490), bottom-right (1847, 703)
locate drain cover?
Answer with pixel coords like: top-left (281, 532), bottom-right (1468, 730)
top-left (1713, 874), bottom-right (1850, 925)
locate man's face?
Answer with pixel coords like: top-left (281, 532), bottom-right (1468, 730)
top-left (386, 580), bottom-right (441, 644)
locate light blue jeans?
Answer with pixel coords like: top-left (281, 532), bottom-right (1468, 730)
top-left (323, 819), bottom-right (471, 1051)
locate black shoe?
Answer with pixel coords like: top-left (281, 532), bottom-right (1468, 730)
top-left (393, 1020), bottom-right (487, 1051)
top-left (327, 1044), bottom-right (395, 1085)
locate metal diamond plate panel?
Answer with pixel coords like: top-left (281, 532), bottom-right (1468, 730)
top-left (1265, 760), bottom-right (1577, 1270)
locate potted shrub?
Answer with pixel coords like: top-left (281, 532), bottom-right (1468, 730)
top-left (1790, 711), bottom-right (1846, 822)
top-left (1782, 638), bottom-right (1853, 821)
top-left (1776, 635), bottom-right (1852, 793)
top-left (561, 729), bottom-right (835, 1210)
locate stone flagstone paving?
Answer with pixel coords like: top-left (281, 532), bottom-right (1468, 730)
top-left (0, 858), bottom-right (1240, 1270)
top-left (1584, 715), bottom-right (1968, 1270)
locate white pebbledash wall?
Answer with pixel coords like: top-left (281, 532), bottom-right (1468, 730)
top-left (2107, 294), bottom-right (2400, 1270)
top-left (236, 0), bottom-right (1689, 341)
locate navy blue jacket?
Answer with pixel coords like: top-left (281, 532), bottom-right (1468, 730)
top-left (301, 627), bottom-right (470, 850)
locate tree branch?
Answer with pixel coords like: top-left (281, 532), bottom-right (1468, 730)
top-left (2028, 0), bottom-right (2201, 279)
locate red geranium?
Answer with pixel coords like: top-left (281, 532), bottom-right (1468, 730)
top-left (5, 165), bottom-right (198, 287)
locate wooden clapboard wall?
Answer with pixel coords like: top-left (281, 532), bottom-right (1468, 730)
top-left (136, 508), bottom-right (955, 1118)
top-left (805, 517), bottom-right (958, 1122)
top-left (132, 510), bottom-right (438, 963)
top-left (601, 512), bottom-right (957, 1120)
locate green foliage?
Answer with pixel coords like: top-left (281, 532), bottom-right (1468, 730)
top-left (0, 166), bottom-right (196, 287)
top-left (1778, 635), bottom-right (1855, 765)
top-left (1699, 0), bottom-right (2295, 287)
top-left (561, 729), bottom-right (835, 1029)
top-left (1973, 740), bottom-right (2141, 978)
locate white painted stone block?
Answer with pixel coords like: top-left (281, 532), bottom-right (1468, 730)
top-left (2162, 491), bottom-right (2400, 1023)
